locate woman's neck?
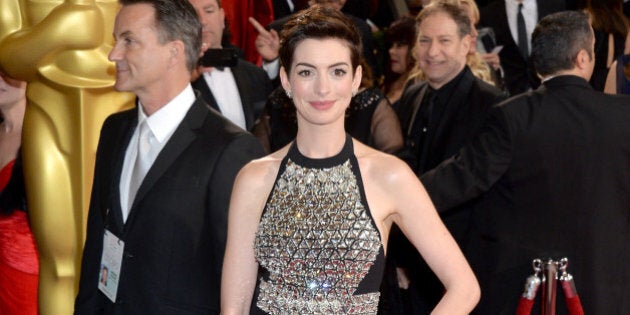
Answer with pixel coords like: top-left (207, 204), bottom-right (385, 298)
top-left (1, 100), bottom-right (26, 134)
top-left (295, 123), bottom-right (347, 159)
top-left (387, 73), bottom-right (409, 103)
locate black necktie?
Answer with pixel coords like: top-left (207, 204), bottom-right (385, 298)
top-left (517, 3), bottom-right (529, 58)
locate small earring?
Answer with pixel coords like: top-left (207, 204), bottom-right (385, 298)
top-left (285, 90), bottom-right (292, 99)
top-left (352, 90), bottom-right (357, 97)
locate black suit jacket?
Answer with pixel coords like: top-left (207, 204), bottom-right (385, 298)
top-left (421, 75), bottom-right (630, 314)
top-left (398, 67), bottom-right (506, 178)
top-left (192, 58), bottom-right (272, 131)
top-left (272, 0), bottom-right (294, 19)
top-left (395, 66), bottom-right (504, 243)
top-left (479, 0), bottom-right (565, 95)
top-left (74, 98), bottom-right (265, 314)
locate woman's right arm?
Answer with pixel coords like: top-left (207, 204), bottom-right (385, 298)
top-left (373, 157), bottom-right (480, 314)
top-left (604, 60), bottom-right (618, 94)
top-left (221, 161), bottom-right (272, 314)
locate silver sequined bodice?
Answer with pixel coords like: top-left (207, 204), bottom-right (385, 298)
top-left (254, 139), bottom-right (383, 314)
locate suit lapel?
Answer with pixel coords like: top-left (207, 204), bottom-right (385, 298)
top-left (484, 1), bottom-right (524, 64)
top-left (405, 83), bottom-right (430, 137)
top-left (430, 69), bottom-right (475, 141)
top-left (110, 110), bottom-right (137, 230)
top-left (424, 69), bottom-right (474, 165)
top-left (498, 2), bottom-right (521, 57)
top-left (192, 76), bottom-right (220, 111)
top-left (193, 66), bottom-right (254, 130)
top-left (126, 100), bottom-right (208, 223)
top-left (230, 61), bottom-right (255, 129)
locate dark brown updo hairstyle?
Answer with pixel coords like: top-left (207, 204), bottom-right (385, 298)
top-left (278, 4), bottom-right (363, 74)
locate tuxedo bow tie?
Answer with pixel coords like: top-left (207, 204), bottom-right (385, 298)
top-left (199, 66), bottom-right (226, 74)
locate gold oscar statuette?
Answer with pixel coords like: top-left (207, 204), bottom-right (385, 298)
top-left (0, 0), bottom-right (134, 313)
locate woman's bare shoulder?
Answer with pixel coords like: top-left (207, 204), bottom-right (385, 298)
top-left (353, 140), bottom-right (414, 183)
top-left (230, 148), bottom-right (289, 221)
top-left (234, 146), bottom-right (288, 193)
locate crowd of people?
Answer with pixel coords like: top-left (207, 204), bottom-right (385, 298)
top-left (0, 0), bottom-right (629, 314)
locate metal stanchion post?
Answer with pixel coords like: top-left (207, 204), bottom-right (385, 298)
top-left (541, 259), bottom-right (559, 315)
top-left (518, 257), bottom-right (582, 315)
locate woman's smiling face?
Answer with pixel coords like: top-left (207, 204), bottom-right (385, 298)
top-left (280, 38), bottom-right (361, 127)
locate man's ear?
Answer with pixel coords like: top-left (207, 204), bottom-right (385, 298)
top-left (575, 49), bottom-right (590, 70)
top-left (169, 40), bottom-right (185, 68)
top-left (461, 34), bottom-right (471, 56)
top-left (219, 7), bottom-right (226, 30)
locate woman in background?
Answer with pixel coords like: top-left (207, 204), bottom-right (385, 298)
top-left (583, 0), bottom-right (629, 91)
top-left (0, 71), bottom-right (38, 314)
top-left (604, 25), bottom-right (630, 94)
top-left (459, 0), bottom-right (503, 88)
top-left (381, 16), bottom-right (417, 109)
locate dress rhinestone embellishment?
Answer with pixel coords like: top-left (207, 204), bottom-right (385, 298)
top-left (254, 158), bottom-right (382, 314)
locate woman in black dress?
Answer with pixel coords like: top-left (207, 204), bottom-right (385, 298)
top-left (221, 5), bottom-right (479, 314)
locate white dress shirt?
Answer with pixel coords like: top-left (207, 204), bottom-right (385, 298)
top-left (202, 67), bottom-right (247, 129)
top-left (119, 85), bottom-right (195, 222)
top-left (262, 58), bottom-right (281, 80)
top-left (506, 0), bottom-right (538, 50)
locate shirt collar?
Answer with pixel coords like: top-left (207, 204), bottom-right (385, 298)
top-left (137, 84), bottom-right (195, 143)
top-left (507, 0), bottom-right (536, 10)
top-left (430, 66), bottom-right (467, 105)
top-left (204, 66), bottom-right (230, 78)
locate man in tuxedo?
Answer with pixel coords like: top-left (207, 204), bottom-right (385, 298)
top-left (392, 2), bottom-right (505, 313)
top-left (422, 11), bottom-right (630, 314)
top-left (190, 0), bottom-right (272, 131)
top-left (74, 0), bottom-right (265, 313)
top-left (272, 0), bottom-right (309, 19)
top-left (479, 0), bottom-right (565, 95)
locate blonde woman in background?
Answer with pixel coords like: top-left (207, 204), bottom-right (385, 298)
top-left (459, 0), bottom-right (504, 88)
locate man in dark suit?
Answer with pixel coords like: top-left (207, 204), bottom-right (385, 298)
top-left (74, 0), bottom-right (265, 313)
top-left (422, 11), bottom-right (630, 314)
top-left (392, 2), bottom-right (505, 313)
top-left (190, 0), bottom-right (272, 131)
top-left (272, 0), bottom-right (293, 19)
top-left (272, 0), bottom-right (309, 19)
top-left (479, 0), bottom-right (565, 95)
